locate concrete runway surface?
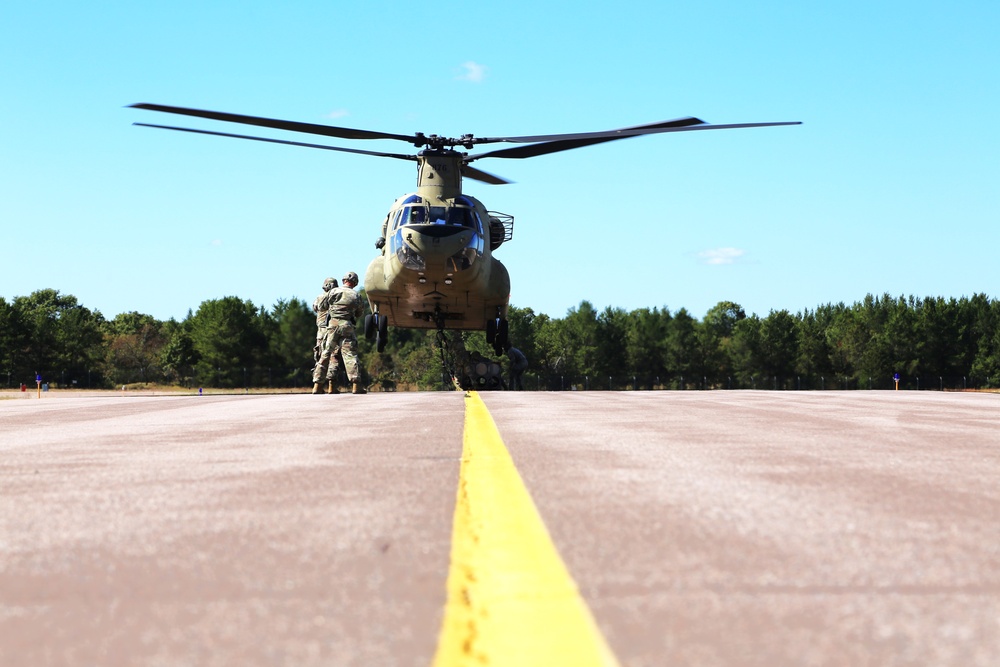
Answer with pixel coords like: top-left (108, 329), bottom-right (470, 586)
top-left (1, 390), bottom-right (998, 666)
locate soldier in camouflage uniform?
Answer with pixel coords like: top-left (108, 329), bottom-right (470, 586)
top-left (506, 344), bottom-right (528, 390)
top-left (311, 277), bottom-right (339, 394)
top-left (320, 271), bottom-right (367, 395)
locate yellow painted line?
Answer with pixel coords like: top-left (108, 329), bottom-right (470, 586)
top-left (431, 391), bottom-right (620, 667)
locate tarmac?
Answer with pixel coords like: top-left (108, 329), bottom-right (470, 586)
top-left (1, 390), bottom-right (998, 666)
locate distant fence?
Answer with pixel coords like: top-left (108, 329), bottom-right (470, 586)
top-left (7, 368), bottom-right (995, 392)
top-left (520, 373), bottom-right (993, 392)
top-left (5, 367), bottom-right (314, 391)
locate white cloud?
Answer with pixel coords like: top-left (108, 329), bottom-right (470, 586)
top-left (698, 247), bottom-right (745, 265)
top-left (456, 61), bottom-right (487, 83)
top-left (326, 109), bottom-right (349, 120)
top-left (210, 239), bottom-right (223, 247)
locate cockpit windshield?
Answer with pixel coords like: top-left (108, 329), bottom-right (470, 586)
top-left (403, 206), bottom-right (426, 225)
top-left (393, 196), bottom-right (483, 235)
top-left (389, 195), bottom-right (486, 271)
top-left (428, 206), bottom-right (474, 227)
top-left (391, 195), bottom-right (424, 231)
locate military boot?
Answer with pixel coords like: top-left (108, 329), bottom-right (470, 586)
top-left (352, 381), bottom-right (367, 395)
top-left (327, 380), bottom-right (339, 394)
top-left (311, 382), bottom-right (324, 395)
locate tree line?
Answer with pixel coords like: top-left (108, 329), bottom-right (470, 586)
top-left (2, 288), bottom-right (998, 391)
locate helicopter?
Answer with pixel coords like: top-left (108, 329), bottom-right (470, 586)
top-left (129, 103), bottom-right (800, 364)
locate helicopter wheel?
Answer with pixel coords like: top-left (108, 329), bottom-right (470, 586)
top-left (485, 318), bottom-right (497, 344)
top-left (494, 318), bottom-right (509, 355)
top-left (376, 316), bottom-right (388, 352)
top-left (364, 314), bottom-right (376, 341)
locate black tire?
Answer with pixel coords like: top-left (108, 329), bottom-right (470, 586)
top-left (378, 313), bottom-right (388, 340)
top-left (497, 318), bottom-right (509, 349)
top-left (375, 316), bottom-right (389, 353)
top-left (364, 314), bottom-right (376, 340)
top-left (485, 318), bottom-right (497, 344)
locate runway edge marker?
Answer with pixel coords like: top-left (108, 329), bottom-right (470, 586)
top-left (431, 391), bottom-right (620, 667)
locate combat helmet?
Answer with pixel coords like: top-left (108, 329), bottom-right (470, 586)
top-left (323, 277), bottom-right (338, 292)
top-left (342, 271), bottom-right (359, 286)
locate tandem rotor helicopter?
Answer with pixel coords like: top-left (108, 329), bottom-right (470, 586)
top-left (130, 103), bottom-right (799, 375)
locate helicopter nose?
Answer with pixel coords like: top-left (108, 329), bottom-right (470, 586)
top-left (404, 226), bottom-right (470, 257)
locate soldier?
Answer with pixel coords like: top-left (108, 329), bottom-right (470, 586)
top-left (311, 277), bottom-right (338, 394)
top-left (323, 271), bottom-right (367, 395)
top-left (506, 344), bottom-right (528, 390)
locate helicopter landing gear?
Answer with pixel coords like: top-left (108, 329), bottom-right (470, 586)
top-left (376, 314), bottom-right (388, 353)
top-left (486, 314), bottom-right (509, 356)
top-left (366, 312), bottom-right (390, 352)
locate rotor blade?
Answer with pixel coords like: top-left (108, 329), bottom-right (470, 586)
top-left (130, 103), bottom-right (420, 144)
top-left (133, 123), bottom-right (418, 161)
top-left (461, 164), bottom-right (513, 185)
top-left (467, 117), bottom-right (709, 160)
top-left (469, 120), bottom-right (802, 161)
top-left (474, 116), bottom-right (706, 146)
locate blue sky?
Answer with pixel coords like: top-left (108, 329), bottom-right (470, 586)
top-left (3, 1), bottom-right (998, 323)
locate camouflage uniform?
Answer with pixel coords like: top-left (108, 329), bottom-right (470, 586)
top-left (507, 346), bottom-right (528, 390)
top-left (321, 284), bottom-right (365, 385)
top-left (312, 278), bottom-right (341, 386)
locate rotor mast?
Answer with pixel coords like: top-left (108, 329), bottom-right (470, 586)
top-left (416, 150), bottom-right (464, 200)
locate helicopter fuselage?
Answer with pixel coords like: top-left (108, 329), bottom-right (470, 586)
top-left (364, 184), bottom-right (510, 331)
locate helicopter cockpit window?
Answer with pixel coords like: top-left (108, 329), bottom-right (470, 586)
top-left (450, 207), bottom-right (476, 228)
top-left (455, 197), bottom-right (484, 233)
top-left (401, 205), bottom-right (426, 225)
top-left (394, 196), bottom-right (426, 230)
top-left (424, 204), bottom-right (479, 230)
top-left (449, 228), bottom-right (484, 271)
top-left (428, 207), bottom-right (449, 225)
top-left (396, 199), bottom-right (481, 235)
